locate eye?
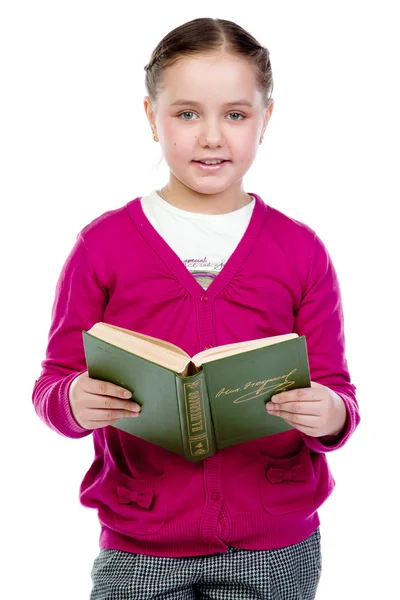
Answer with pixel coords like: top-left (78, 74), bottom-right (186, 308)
top-left (227, 113), bottom-right (245, 121)
top-left (178, 111), bottom-right (198, 120)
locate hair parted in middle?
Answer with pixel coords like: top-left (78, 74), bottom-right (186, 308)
top-left (144, 18), bottom-right (274, 107)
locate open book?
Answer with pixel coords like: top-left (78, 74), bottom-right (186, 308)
top-left (83, 323), bottom-right (311, 461)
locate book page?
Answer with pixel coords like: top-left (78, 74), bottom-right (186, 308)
top-left (87, 323), bottom-right (191, 372)
top-left (191, 333), bottom-right (298, 367)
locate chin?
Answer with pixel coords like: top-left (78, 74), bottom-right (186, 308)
top-left (185, 180), bottom-right (235, 196)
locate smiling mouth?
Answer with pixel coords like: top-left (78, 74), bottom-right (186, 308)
top-left (193, 159), bottom-right (229, 165)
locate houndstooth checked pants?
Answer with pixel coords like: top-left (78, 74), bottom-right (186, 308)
top-left (90, 528), bottom-right (321, 599)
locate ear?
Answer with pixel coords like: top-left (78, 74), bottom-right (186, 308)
top-left (260, 98), bottom-right (274, 139)
top-left (143, 96), bottom-right (156, 128)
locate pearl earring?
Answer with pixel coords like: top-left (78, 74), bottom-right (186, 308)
top-left (152, 128), bottom-right (159, 142)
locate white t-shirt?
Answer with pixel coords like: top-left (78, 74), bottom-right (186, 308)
top-left (140, 190), bottom-right (255, 290)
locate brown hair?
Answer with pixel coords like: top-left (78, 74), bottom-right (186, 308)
top-left (144, 18), bottom-right (273, 107)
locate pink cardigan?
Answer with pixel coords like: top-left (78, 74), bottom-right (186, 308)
top-left (32, 194), bottom-right (359, 556)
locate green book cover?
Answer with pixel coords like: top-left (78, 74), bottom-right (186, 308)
top-left (82, 324), bottom-right (310, 461)
top-left (202, 337), bottom-right (310, 448)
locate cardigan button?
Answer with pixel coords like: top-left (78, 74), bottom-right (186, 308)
top-left (204, 344), bottom-right (213, 350)
top-left (200, 295), bottom-right (208, 302)
top-left (211, 493), bottom-right (220, 502)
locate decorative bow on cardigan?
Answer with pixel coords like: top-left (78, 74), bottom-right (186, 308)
top-left (116, 486), bottom-right (154, 509)
top-left (265, 465), bottom-right (306, 484)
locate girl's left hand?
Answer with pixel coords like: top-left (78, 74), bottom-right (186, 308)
top-left (266, 381), bottom-right (347, 438)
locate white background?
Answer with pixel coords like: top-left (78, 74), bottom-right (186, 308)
top-left (1, 1), bottom-right (398, 598)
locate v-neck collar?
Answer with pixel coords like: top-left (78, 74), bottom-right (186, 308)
top-left (125, 193), bottom-right (268, 301)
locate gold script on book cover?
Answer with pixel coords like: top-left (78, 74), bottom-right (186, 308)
top-left (215, 368), bottom-right (298, 404)
top-left (183, 379), bottom-right (210, 457)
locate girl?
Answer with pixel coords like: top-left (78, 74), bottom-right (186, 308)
top-left (33, 17), bottom-right (360, 600)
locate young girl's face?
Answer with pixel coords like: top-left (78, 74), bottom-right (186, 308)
top-left (145, 52), bottom-right (273, 198)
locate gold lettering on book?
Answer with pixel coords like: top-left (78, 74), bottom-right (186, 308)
top-left (215, 369), bottom-right (298, 404)
top-left (183, 378), bottom-right (209, 456)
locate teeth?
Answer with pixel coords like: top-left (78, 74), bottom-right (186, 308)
top-left (201, 160), bottom-right (224, 165)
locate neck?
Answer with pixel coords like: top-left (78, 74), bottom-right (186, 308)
top-left (160, 177), bottom-right (252, 215)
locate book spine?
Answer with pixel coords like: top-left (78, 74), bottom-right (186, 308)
top-left (175, 370), bottom-right (216, 461)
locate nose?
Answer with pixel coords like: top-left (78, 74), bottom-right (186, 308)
top-left (198, 119), bottom-right (224, 148)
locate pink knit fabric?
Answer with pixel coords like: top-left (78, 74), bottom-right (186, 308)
top-left (32, 194), bottom-right (359, 556)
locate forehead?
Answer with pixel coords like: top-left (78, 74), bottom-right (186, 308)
top-left (159, 52), bottom-right (261, 105)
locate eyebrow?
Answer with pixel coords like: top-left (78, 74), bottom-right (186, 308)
top-left (170, 99), bottom-right (253, 107)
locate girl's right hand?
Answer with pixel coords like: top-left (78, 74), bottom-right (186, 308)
top-left (69, 371), bottom-right (141, 430)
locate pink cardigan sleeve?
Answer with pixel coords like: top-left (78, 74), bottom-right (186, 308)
top-left (294, 233), bottom-right (360, 452)
top-left (32, 233), bottom-right (108, 438)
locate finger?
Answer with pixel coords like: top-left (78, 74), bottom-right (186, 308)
top-left (270, 387), bottom-right (320, 405)
top-left (267, 408), bottom-right (320, 430)
top-left (85, 378), bottom-right (134, 401)
top-left (267, 400), bottom-right (322, 416)
top-left (310, 381), bottom-right (323, 388)
top-left (88, 408), bottom-right (141, 424)
top-left (83, 394), bottom-right (141, 414)
top-left (283, 421), bottom-right (318, 435)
